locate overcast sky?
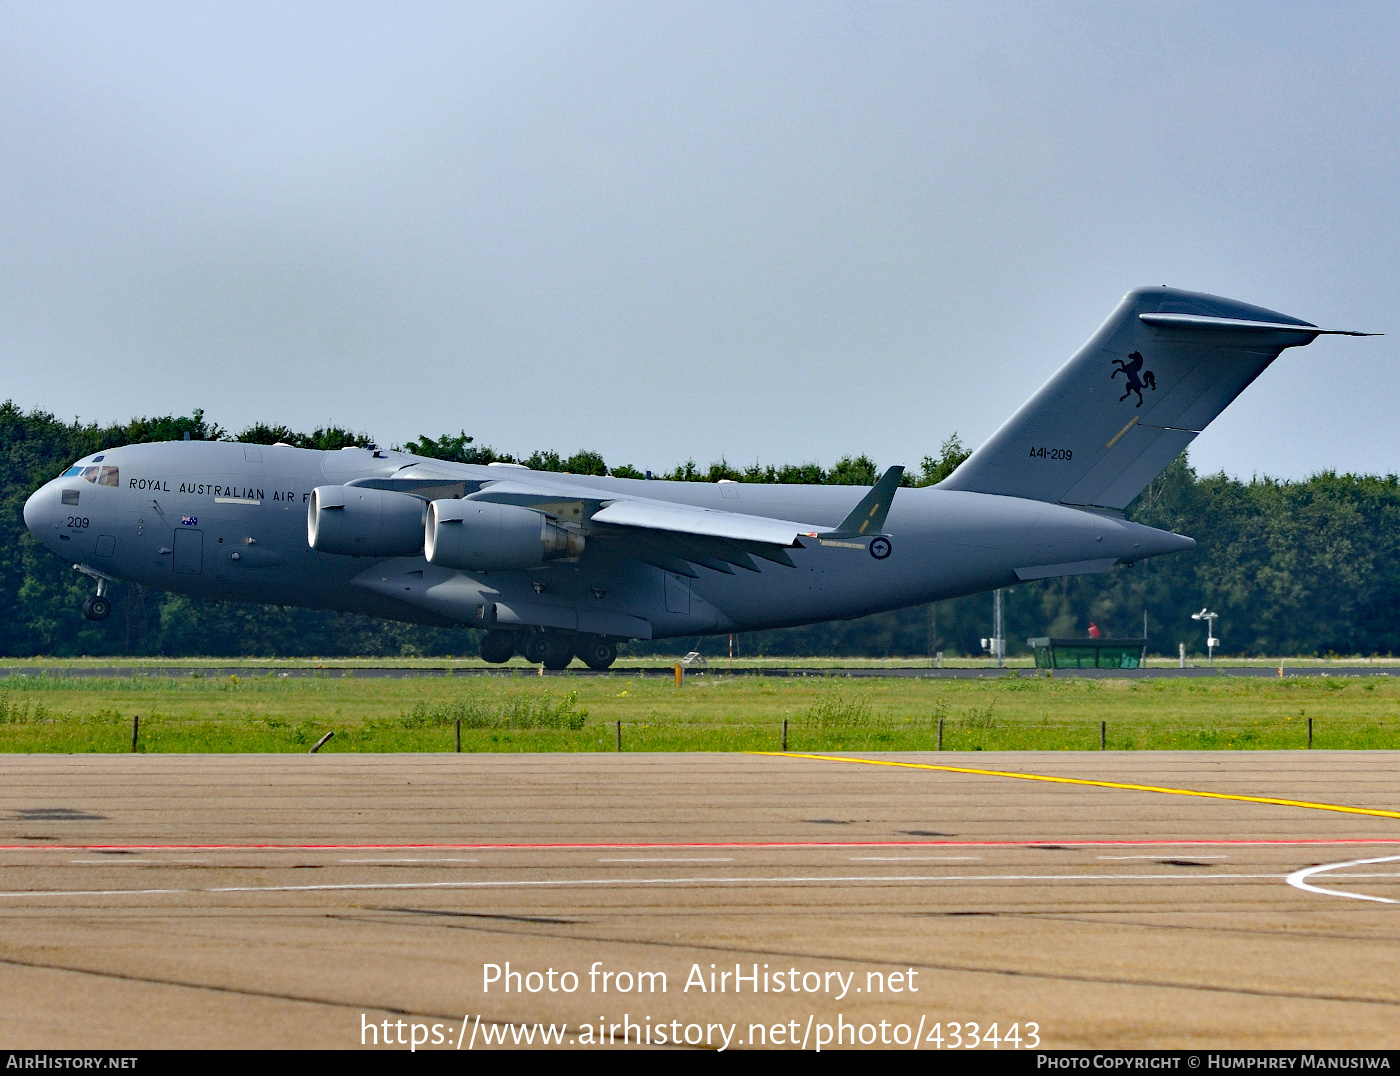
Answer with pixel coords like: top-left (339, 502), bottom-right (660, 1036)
top-left (1, 2), bottom-right (1396, 478)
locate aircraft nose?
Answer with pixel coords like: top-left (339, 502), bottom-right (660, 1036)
top-left (23, 483), bottom-right (54, 536)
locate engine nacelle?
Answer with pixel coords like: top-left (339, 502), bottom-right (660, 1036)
top-left (425, 499), bottom-right (584, 572)
top-left (308, 485), bottom-right (427, 557)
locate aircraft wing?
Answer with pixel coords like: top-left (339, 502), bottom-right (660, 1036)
top-left (468, 480), bottom-right (819, 575)
top-left (588, 500), bottom-right (811, 546)
top-left (348, 463), bottom-right (902, 577)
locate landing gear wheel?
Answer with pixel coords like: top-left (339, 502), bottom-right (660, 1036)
top-left (577, 636), bottom-right (617, 671)
top-left (540, 634), bottom-right (576, 671)
top-left (521, 632), bottom-right (552, 665)
top-left (478, 629), bottom-right (516, 664)
top-left (82, 596), bottom-right (112, 622)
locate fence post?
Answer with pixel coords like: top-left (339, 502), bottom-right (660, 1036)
top-left (782, 718), bottom-right (788, 753)
top-left (674, 662), bottom-right (683, 687)
top-left (937, 717), bottom-right (944, 752)
top-left (455, 717), bottom-right (461, 753)
top-left (308, 731), bottom-right (334, 754)
top-left (1307, 717), bottom-right (1313, 749)
top-left (131, 714), bottom-right (139, 753)
top-left (616, 720), bottom-right (622, 752)
top-left (1100, 720), bottom-right (1106, 751)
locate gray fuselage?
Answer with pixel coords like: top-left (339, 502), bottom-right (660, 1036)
top-left (23, 440), bottom-right (1193, 640)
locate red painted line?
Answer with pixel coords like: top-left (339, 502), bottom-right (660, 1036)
top-left (2, 839), bottom-right (1400, 852)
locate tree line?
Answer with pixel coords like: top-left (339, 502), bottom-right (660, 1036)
top-left (2, 400), bottom-right (1395, 659)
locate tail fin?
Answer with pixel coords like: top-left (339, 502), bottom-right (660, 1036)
top-left (938, 286), bottom-right (1374, 509)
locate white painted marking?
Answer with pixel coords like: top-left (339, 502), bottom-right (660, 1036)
top-left (598, 857), bottom-right (735, 863)
top-left (1287, 855), bottom-right (1400, 905)
top-left (849, 856), bottom-right (984, 862)
top-left (0, 870), bottom-right (1296, 899)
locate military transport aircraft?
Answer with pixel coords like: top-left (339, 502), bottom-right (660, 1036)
top-left (23, 287), bottom-right (1373, 669)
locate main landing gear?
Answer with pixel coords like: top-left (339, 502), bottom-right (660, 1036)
top-left (81, 575), bottom-right (112, 622)
top-left (477, 628), bottom-right (618, 670)
top-left (478, 629), bottom-right (517, 665)
top-left (575, 636), bottom-right (617, 671)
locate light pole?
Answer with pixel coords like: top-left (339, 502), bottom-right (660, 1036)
top-left (1191, 608), bottom-right (1219, 666)
top-left (993, 588), bottom-right (1005, 668)
top-left (980, 589), bottom-right (1006, 668)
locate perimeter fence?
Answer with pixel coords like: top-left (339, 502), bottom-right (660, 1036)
top-left (1, 675), bottom-right (1395, 753)
top-left (0, 707), bottom-right (1388, 753)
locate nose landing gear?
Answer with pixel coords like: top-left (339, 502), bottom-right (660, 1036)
top-left (81, 575), bottom-right (112, 622)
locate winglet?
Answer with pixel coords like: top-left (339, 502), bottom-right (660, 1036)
top-left (824, 466), bottom-right (904, 539)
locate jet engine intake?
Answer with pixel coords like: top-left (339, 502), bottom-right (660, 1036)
top-left (425, 500), bottom-right (584, 572)
top-left (308, 485), bottom-right (427, 557)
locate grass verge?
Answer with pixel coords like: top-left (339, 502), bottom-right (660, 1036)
top-left (2, 670), bottom-right (1399, 753)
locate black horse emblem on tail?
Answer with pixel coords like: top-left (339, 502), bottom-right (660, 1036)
top-left (1111, 351), bottom-right (1156, 407)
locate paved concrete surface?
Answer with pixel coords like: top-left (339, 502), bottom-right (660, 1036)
top-left (2, 751), bottom-right (1399, 1049)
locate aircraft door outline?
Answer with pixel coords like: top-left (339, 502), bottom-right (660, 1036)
top-left (173, 528), bottom-right (204, 575)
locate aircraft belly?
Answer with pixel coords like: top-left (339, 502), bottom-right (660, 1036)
top-left (687, 512), bottom-right (1116, 632)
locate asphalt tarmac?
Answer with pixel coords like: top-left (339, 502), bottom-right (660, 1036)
top-left (2, 751), bottom-right (1399, 1050)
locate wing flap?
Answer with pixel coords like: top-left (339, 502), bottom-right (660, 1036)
top-left (590, 500), bottom-right (811, 546)
top-left (468, 480), bottom-right (607, 510)
top-left (610, 536), bottom-right (701, 578)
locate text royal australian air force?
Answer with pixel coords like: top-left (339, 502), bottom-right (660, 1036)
top-left (128, 476), bottom-right (305, 504)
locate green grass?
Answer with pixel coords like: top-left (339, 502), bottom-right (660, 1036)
top-left (5, 654), bottom-right (1400, 671)
top-left (2, 669), bottom-right (1399, 753)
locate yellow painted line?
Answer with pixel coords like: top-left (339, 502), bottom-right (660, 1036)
top-left (753, 752), bottom-right (1400, 821)
top-left (1105, 415), bottom-right (1140, 449)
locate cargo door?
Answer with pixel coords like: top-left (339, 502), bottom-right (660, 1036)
top-left (173, 529), bottom-right (203, 575)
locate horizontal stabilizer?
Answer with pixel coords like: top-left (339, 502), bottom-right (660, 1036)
top-left (1138, 313), bottom-right (1379, 337)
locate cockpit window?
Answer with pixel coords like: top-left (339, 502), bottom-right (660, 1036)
top-left (58, 461), bottom-right (118, 485)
